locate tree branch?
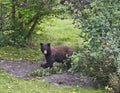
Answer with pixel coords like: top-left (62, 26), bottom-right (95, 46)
top-left (25, 13), bottom-right (39, 26)
top-left (11, 0), bottom-right (15, 20)
top-left (25, 15), bottom-right (39, 39)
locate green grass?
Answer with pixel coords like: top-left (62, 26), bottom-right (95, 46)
top-left (37, 18), bottom-right (83, 47)
top-left (0, 46), bottom-right (41, 61)
top-left (0, 70), bottom-right (104, 93)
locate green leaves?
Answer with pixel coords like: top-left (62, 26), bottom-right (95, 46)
top-left (65, 0), bottom-right (120, 89)
top-left (0, 0), bottom-right (61, 46)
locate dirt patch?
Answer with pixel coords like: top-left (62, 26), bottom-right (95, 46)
top-left (0, 60), bottom-right (96, 87)
top-left (0, 60), bottom-right (41, 78)
top-left (39, 73), bottom-right (95, 87)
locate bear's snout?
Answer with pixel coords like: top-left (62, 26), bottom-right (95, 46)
top-left (44, 50), bottom-right (47, 54)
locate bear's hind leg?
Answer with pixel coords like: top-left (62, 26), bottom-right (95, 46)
top-left (65, 59), bottom-right (71, 69)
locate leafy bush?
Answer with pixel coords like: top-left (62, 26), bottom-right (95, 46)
top-left (64, 0), bottom-right (120, 90)
top-left (0, 29), bottom-right (27, 47)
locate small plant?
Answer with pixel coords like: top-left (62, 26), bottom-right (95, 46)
top-left (30, 68), bottom-right (51, 77)
top-left (109, 73), bottom-right (120, 93)
top-left (105, 86), bottom-right (114, 93)
top-left (30, 63), bottom-right (67, 77)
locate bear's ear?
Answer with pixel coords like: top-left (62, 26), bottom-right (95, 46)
top-left (40, 43), bottom-right (43, 46)
top-left (47, 43), bottom-right (50, 46)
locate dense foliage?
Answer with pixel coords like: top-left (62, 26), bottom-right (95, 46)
top-left (62, 0), bottom-right (120, 92)
top-left (0, 0), bottom-right (120, 92)
top-left (0, 0), bottom-right (60, 46)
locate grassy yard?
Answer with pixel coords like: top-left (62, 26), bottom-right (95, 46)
top-left (0, 70), bottom-right (104, 93)
top-left (0, 17), bottom-right (104, 93)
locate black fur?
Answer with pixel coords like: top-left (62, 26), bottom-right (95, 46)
top-left (40, 43), bottom-right (73, 69)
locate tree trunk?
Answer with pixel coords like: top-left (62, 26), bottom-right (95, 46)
top-left (11, 0), bottom-right (16, 29)
top-left (11, 0), bottom-right (15, 20)
top-left (25, 16), bottom-right (39, 39)
top-left (18, 12), bottom-right (23, 32)
top-left (0, 4), bottom-right (2, 30)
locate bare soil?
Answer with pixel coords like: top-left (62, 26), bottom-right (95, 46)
top-left (0, 60), bottom-right (96, 87)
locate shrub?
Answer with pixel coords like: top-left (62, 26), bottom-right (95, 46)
top-left (64, 0), bottom-right (120, 91)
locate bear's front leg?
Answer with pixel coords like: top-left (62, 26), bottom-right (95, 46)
top-left (41, 62), bottom-right (53, 68)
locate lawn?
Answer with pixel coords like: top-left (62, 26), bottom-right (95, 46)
top-left (0, 70), bottom-right (104, 93)
top-left (0, 17), bottom-right (104, 93)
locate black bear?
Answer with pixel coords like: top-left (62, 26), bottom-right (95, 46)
top-left (40, 43), bottom-right (73, 69)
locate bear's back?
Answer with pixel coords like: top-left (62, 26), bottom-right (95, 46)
top-left (51, 46), bottom-right (73, 62)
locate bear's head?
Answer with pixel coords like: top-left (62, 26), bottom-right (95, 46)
top-left (40, 43), bottom-right (51, 55)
